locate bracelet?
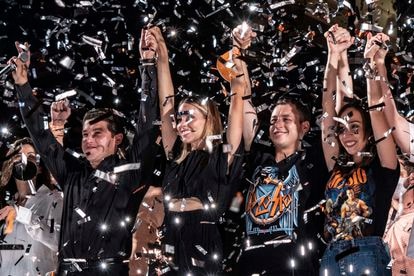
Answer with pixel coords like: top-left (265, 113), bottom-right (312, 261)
top-left (367, 102), bottom-right (385, 111)
top-left (140, 58), bottom-right (157, 66)
top-left (231, 45), bottom-right (245, 57)
top-left (363, 60), bottom-right (376, 79)
top-left (49, 122), bottom-right (65, 132)
top-left (141, 47), bottom-right (156, 52)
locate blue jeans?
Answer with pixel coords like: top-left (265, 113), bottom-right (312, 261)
top-left (320, 236), bottom-right (391, 276)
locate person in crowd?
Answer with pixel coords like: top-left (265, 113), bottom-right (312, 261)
top-left (0, 99), bottom-right (69, 275)
top-left (148, 24), bottom-right (249, 275)
top-left (235, 49), bottom-right (326, 274)
top-left (0, 138), bottom-right (63, 275)
top-left (9, 27), bottom-right (159, 275)
top-left (319, 24), bottom-right (399, 275)
top-left (384, 155), bottom-right (414, 274)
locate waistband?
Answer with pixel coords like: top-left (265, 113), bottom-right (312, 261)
top-left (328, 236), bottom-right (385, 251)
top-left (166, 209), bottom-right (216, 225)
top-left (59, 257), bottom-right (127, 272)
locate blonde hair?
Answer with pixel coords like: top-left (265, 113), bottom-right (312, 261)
top-left (176, 96), bottom-right (223, 163)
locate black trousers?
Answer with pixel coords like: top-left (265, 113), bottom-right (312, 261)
top-left (163, 209), bottom-right (223, 275)
top-left (238, 243), bottom-right (319, 276)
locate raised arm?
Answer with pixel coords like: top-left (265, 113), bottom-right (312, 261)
top-left (12, 42), bottom-right (70, 185)
top-left (229, 27), bottom-right (258, 151)
top-left (382, 87), bottom-right (411, 155)
top-left (227, 24), bottom-right (256, 164)
top-left (130, 28), bottom-right (159, 163)
top-left (373, 38), bottom-right (412, 156)
top-left (336, 30), bottom-right (354, 113)
top-left (50, 99), bottom-right (71, 146)
top-left (322, 26), bottom-right (341, 171)
top-left (150, 27), bottom-right (177, 158)
top-left (365, 33), bottom-right (398, 169)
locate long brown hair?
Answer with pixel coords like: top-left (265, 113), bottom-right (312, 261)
top-left (176, 96), bottom-right (223, 163)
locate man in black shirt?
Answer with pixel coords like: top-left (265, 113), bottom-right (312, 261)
top-left (232, 56), bottom-right (327, 275)
top-left (10, 29), bottom-right (159, 275)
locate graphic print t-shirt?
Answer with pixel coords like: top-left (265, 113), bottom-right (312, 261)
top-left (245, 151), bottom-right (310, 247)
top-left (323, 157), bottom-right (399, 242)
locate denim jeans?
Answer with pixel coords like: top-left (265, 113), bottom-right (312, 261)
top-left (320, 236), bottom-right (391, 276)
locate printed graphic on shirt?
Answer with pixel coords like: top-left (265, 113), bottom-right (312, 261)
top-left (324, 167), bottom-right (374, 241)
top-left (245, 165), bottom-right (300, 240)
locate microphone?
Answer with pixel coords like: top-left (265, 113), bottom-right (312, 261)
top-left (0, 52), bottom-right (29, 78)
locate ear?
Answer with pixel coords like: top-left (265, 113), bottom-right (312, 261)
top-left (114, 133), bottom-right (124, 146)
top-left (300, 121), bottom-right (310, 138)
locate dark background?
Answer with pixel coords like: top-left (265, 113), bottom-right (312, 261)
top-left (0, 0), bottom-right (413, 156)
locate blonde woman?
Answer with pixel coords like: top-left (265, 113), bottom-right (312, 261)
top-left (150, 24), bottom-right (253, 275)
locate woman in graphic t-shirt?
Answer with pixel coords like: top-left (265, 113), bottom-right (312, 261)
top-left (319, 24), bottom-right (399, 275)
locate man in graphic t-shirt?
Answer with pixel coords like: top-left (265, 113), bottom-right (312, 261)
top-left (237, 96), bottom-right (327, 275)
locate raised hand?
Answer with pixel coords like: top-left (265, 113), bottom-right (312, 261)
top-left (372, 33), bottom-right (390, 65)
top-left (10, 41), bottom-right (31, 85)
top-left (51, 99), bottom-right (71, 126)
top-left (232, 22), bottom-right (256, 50)
top-left (324, 24), bottom-right (354, 55)
top-left (139, 27), bottom-right (158, 60)
top-left (364, 32), bottom-right (387, 60)
top-left (148, 26), bottom-right (168, 62)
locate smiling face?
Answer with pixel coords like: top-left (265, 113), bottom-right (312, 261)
top-left (81, 120), bottom-right (123, 168)
top-left (337, 107), bottom-right (368, 157)
top-left (176, 102), bottom-right (207, 149)
top-left (269, 103), bottom-right (309, 154)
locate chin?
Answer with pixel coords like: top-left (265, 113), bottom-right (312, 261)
top-left (180, 135), bottom-right (196, 144)
top-left (346, 149), bottom-right (360, 158)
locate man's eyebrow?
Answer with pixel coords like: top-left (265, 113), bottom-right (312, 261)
top-left (82, 127), bottom-right (104, 134)
top-left (271, 114), bottom-right (292, 118)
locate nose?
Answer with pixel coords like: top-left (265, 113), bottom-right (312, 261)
top-left (339, 127), bottom-right (355, 137)
top-left (272, 118), bottom-right (284, 129)
top-left (176, 121), bottom-right (184, 131)
top-left (82, 134), bottom-right (94, 144)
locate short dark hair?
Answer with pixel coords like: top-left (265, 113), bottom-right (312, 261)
top-left (83, 108), bottom-right (124, 136)
top-left (275, 97), bottom-right (311, 123)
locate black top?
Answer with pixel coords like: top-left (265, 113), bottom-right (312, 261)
top-left (163, 138), bottom-right (244, 219)
top-left (324, 156), bottom-right (399, 242)
top-left (245, 149), bottom-right (314, 247)
top-left (15, 64), bottom-right (159, 260)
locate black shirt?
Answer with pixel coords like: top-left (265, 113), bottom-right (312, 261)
top-left (324, 156), bottom-right (399, 241)
top-left (236, 146), bottom-right (327, 275)
top-left (245, 150), bottom-right (312, 246)
top-left (163, 138), bottom-right (244, 219)
top-left (15, 65), bottom-right (158, 261)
